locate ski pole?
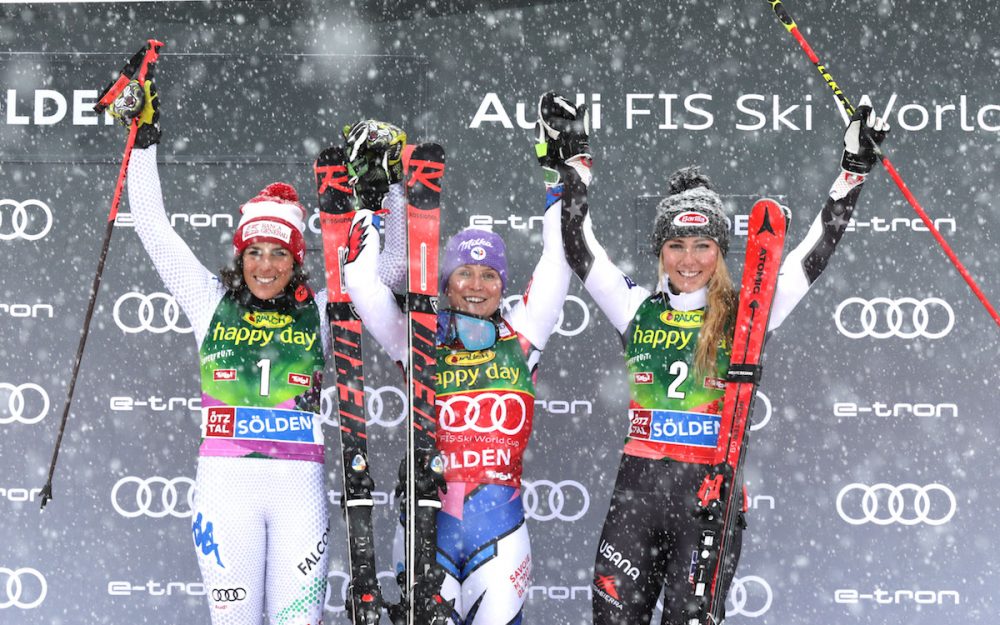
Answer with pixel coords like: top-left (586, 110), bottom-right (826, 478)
top-left (40, 39), bottom-right (164, 510)
top-left (765, 0), bottom-right (1000, 328)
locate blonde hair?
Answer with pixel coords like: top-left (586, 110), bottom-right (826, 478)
top-left (658, 252), bottom-right (737, 377)
top-left (696, 255), bottom-right (737, 376)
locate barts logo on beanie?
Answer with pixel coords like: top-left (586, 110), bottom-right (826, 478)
top-left (673, 211), bottom-right (710, 227)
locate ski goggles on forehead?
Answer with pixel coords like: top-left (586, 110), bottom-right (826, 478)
top-left (436, 309), bottom-right (498, 351)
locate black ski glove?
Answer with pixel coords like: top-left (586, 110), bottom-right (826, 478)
top-left (342, 120), bottom-right (406, 210)
top-left (535, 91), bottom-right (591, 167)
top-left (841, 104), bottom-right (889, 174)
top-left (108, 64), bottom-right (161, 149)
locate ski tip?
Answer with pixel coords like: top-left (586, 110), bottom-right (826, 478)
top-left (413, 142), bottom-right (445, 161)
top-left (750, 197), bottom-right (790, 228)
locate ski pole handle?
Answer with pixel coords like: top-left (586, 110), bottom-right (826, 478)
top-left (94, 39), bottom-right (164, 114)
top-left (765, 0), bottom-right (1000, 328)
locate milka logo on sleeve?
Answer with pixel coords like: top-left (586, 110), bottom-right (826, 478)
top-left (659, 310), bottom-right (703, 328)
top-left (242, 311), bottom-right (293, 328)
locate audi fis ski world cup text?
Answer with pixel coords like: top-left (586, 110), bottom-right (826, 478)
top-left (468, 92), bottom-right (1000, 132)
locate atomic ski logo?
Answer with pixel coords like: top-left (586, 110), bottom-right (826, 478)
top-left (756, 205), bottom-right (776, 235)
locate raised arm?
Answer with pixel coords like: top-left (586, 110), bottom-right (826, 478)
top-left (338, 120), bottom-right (411, 365)
top-left (120, 76), bottom-right (224, 345)
top-left (343, 196), bottom-right (409, 365)
top-left (770, 106), bottom-right (890, 330)
top-left (535, 93), bottom-right (651, 337)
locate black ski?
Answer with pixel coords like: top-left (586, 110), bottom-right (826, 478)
top-left (389, 143), bottom-right (452, 625)
top-left (316, 146), bottom-right (383, 625)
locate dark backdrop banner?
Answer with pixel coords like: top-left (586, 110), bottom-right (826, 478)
top-left (1, 2), bottom-right (997, 625)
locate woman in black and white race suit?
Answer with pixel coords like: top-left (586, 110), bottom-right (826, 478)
top-left (537, 91), bottom-right (889, 625)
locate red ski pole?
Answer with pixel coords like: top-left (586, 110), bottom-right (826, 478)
top-left (765, 0), bottom-right (1000, 328)
top-left (40, 39), bottom-right (164, 510)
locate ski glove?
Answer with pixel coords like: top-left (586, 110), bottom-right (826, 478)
top-left (343, 120), bottom-right (407, 210)
top-left (108, 67), bottom-right (160, 149)
top-left (535, 92), bottom-right (591, 166)
top-left (841, 105), bottom-right (889, 174)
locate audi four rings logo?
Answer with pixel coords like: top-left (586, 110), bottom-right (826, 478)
top-left (111, 476), bottom-right (196, 518)
top-left (834, 297), bottom-right (954, 339)
top-left (0, 567), bottom-right (47, 610)
top-left (522, 479), bottom-right (590, 522)
top-left (749, 391), bottom-right (771, 431)
top-left (503, 294), bottom-right (590, 337)
top-left (1, 383), bottom-right (49, 425)
top-left (212, 588), bottom-right (247, 602)
top-left (836, 483), bottom-right (957, 526)
top-left (438, 393), bottom-right (527, 435)
top-left (113, 292), bottom-right (193, 334)
top-left (319, 385), bottom-right (406, 428)
top-left (727, 576), bottom-right (772, 618)
top-left (0, 199), bottom-right (53, 241)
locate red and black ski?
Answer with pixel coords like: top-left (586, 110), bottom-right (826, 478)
top-left (315, 147), bottom-right (382, 625)
top-left (687, 198), bottom-right (788, 625)
top-left (391, 142), bottom-right (452, 625)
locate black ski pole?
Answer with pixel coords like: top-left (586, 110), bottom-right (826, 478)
top-left (39, 39), bottom-right (164, 510)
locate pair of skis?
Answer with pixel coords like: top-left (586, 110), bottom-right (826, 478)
top-left (686, 199), bottom-right (788, 625)
top-left (315, 142), bottom-right (449, 625)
